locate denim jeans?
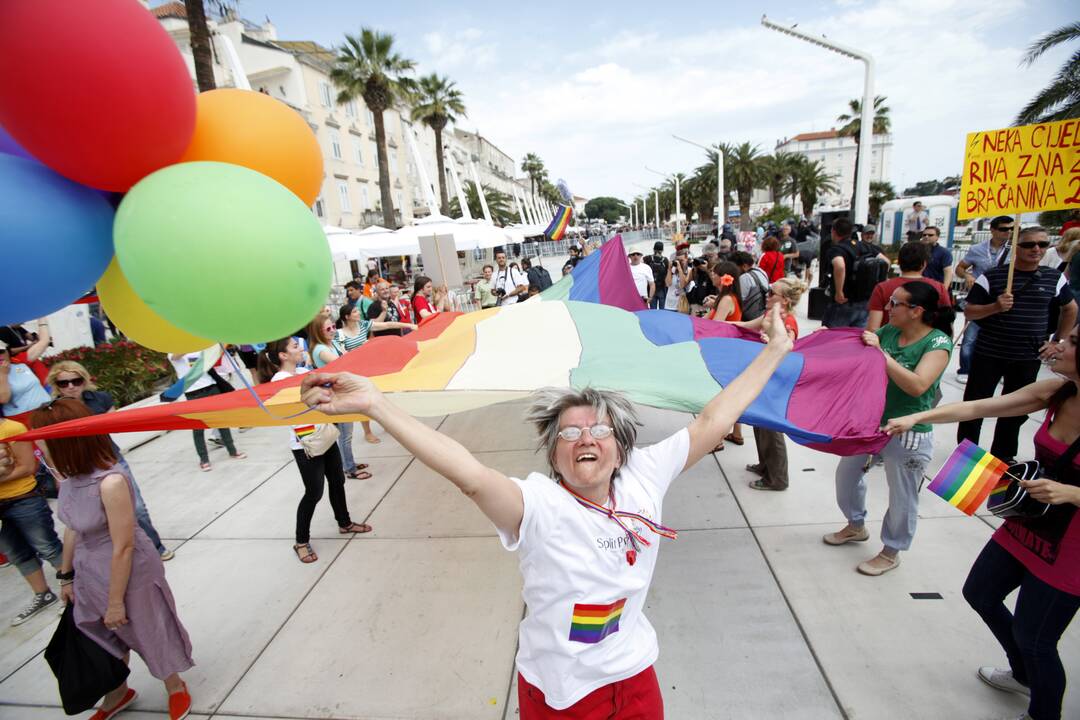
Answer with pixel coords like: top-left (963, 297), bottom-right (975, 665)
top-left (963, 540), bottom-right (1079, 720)
top-left (649, 287), bottom-right (667, 310)
top-left (834, 431), bottom-right (933, 552)
top-left (335, 422), bottom-right (356, 473)
top-left (117, 456), bottom-right (166, 554)
top-left (0, 493), bottom-right (63, 578)
top-left (958, 321), bottom-right (979, 375)
top-left (822, 299), bottom-right (868, 329)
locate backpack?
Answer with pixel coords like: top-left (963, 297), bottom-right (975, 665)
top-left (740, 267), bottom-right (769, 321)
top-left (528, 265), bottom-right (553, 291)
top-left (850, 244), bottom-right (890, 302)
top-left (645, 254), bottom-right (670, 288)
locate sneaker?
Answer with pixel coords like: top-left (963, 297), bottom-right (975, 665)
top-left (160, 549), bottom-right (175, 561)
top-left (823, 525), bottom-right (869, 545)
top-left (168, 681), bottom-right (191, 720)
top-left (89, 687), bottom-right (137, 720)
top-left (977, 666), bottom-right (1030, 697)
top-left (12, 590), bottom-right (58, 626)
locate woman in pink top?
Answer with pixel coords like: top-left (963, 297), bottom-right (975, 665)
top-left (886, 329), bottom-right (1080, 720)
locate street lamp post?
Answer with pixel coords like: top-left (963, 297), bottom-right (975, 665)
top-left (761, 15), bottom-right (874, 224)
top-left (633, 184), bottom-right (650, 234)
top-left (645, 166), bottom-right (680, 235)
top-left (673, 134), bottom-right (724, 225)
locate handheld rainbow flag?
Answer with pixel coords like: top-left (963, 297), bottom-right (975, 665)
top-left (927, 440), bottom-right (1010, 515)
top-left (545, 204), bottom-right (572, 241)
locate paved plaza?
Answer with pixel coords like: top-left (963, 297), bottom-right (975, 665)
top-left (1, 276), bottom-right (1078, 720)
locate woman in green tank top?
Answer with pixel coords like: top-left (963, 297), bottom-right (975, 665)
top-left (825, 281), bottom-right (954, 576)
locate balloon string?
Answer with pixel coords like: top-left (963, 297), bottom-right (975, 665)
top-left (220, 344), bottom-right (315, 421)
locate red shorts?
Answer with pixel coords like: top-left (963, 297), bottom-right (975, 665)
top-left (518, 666), bottom-right (664, 719)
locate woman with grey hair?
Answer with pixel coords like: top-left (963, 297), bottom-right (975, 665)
top-left (299, 305), bottom-right (793, 717)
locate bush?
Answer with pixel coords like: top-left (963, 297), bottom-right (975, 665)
top-left (44, 341), bottom-right (173, 408)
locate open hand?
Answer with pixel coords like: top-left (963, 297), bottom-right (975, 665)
top-left (1039, 339), bottom-right (1065, 362)
top-left (301, 373), bottom-right (382, 417)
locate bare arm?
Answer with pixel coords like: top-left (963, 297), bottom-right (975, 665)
top-left (831, 256), bottom-right (846, 302)
top-left (101, 473), bottom-right (135, 626)
top-left (883, 378), bottom-right (1063, 434)
top-left (300, 375), bottom-right (523, 535)
top-left (684, 304), bottom-right (792, 470)
top-left (0, 369), bottom-right (11, 405)
top-left (943, 264), bottom-right (954, 291)
top-left (0, 438), bottom-right (36, 481)
top-left (24, 322), bottom-right (50, 362)
top-left (866, 309), bottom-right (884, 332)
top-left (955, 260), bottom-right (975, 288)
top-left (965, 293), bottom-right (1012, 321)
top-left (1055, 300), bottom-right (1077, 340)
top-left (370, 321), bottom-right (418, 333)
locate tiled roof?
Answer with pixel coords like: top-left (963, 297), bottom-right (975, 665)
top-left (273, 40), bottom-right (336, 66)
top-left (789, 130), bottom-right (840, 142)
top-left (151, 1), bottom-right (186, 19)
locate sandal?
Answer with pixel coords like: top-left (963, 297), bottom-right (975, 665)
top-left (348, 469), bottom-right (373, 480)
top-left (724, 433), bottom-right (745, 446)
top-left (199, 462), bottom-right (212, 472)
top-left (293, 543), bottom-right (318, 563)
top-left (338, 522), bottom-right (373, 534)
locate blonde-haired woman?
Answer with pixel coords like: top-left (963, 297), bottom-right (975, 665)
top-left (1060, 227), bottom-right (1080, 295)
top-left (46, 361), bottom-right (172, 559)
top-left (733, 276), bottom-right (808, 490)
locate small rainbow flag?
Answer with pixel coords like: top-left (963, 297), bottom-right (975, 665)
top-left (545, 204), bottom-right (572, 241)
top-left (569, 598), bottom-right (626, 644)
top-left (293, 424), bottom-right (316, 438)
top-left (927, 440), bottom-right (1010, 515)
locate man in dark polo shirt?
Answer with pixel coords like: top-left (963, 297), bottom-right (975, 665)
top-left (921, 226), bottom-right (954, 288)
top-left (958, 226), bottom-right (1077, 461)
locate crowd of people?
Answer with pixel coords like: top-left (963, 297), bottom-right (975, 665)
top-left (0, 211), bottom-right (1077, 720)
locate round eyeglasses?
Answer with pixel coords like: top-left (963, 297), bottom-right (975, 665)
top-left (557, 424), bottom-right (613, 442)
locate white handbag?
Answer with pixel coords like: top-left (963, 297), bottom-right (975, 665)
top-left (300, 423), bottom-right (340, 458)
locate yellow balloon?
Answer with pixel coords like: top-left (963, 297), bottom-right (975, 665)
top-left (97, 257), bottom-right (213, 354)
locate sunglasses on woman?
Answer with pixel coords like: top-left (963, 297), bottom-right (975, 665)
top-left (54, 377), bottom-right (85, 389)
top-left (886, 297), bottom-right (916, 309)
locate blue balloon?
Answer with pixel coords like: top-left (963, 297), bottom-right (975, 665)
top-left (0, 154), bottom-right (115, 325)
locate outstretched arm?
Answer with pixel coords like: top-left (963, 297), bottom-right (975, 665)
top-left (883, 378), bottom-right (1063, 435)
top-left (300, 375), bottom-right (523, 535)
top-left (684, 303), bottom-right (792, 471)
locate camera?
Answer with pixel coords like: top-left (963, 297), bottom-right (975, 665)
top-left (493, 287), bottom-right (507, 298)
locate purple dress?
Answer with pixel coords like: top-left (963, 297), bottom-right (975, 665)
top-left (58, 463), bottom-right (193, 679)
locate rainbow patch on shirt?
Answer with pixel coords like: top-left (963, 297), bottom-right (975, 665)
top-left (294, 424), bottom-right (316, 438)
top-left (569, 598), bottom-right (626, 644)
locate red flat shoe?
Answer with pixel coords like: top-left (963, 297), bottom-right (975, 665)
top-left (89, 688), bottom-right (137, 720)
top-left (168, 681), bottom-right (191, 720)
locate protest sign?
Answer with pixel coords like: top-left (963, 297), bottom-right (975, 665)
top-left (959, 118), bottom-right (1080, 220)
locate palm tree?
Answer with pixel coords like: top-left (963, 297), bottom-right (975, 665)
top-left (837, 95), bottom-right (891, 207)
top-left (410, 74), bottom-right (466, 216)
top-left (182, 1), bottom-right (236, 92)
top-left (795, 159), bottom-right (839, 219)
top-left (692, 143), bottom-right (733, 222)
top-left (868, 181), bottom-right (896, 224)
top-left (449, 181), bottom-right (514, 225)
top-left (759, 152), bottom-right (800, 207)
top-left (331, 29), bottom-right (417, 228)
top-left (1016, 22), bottom-right (1080, 124)
top-left (521, 153), bottom-right (545, 197)
top-left (728, 142), bottom-right (765, 230)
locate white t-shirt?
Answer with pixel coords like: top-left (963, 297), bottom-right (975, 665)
top-left (493, 265), bottom-right (528, 305)
top-left (629, 263), bottom-right (653, 298)
top-left (169, 353), bottom-right (214, 393)
top-left (272, 368), bottom-right (311, 451)
top-left (497, 428), bottom-right (690, 709)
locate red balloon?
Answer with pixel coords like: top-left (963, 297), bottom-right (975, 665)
top-left (0, 0), bottom-right (195, 192)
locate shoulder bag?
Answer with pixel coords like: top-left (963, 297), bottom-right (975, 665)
top-left (300, 422), bottom-right (340, 458)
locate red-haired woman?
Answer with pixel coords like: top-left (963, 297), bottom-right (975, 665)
top-left (32, 399), bottom-right (193, 720)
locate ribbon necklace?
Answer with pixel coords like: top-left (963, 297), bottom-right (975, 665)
top-left (560, 480), bottom-right (677, 566)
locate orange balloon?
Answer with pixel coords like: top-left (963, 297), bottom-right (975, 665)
top-left (179, 88), bottom-right (323, 206)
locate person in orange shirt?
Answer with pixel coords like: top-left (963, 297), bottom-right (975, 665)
top-left (0, 418), bottom-right (64, 626)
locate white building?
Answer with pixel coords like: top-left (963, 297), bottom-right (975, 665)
top-left (774, 129), bottom-right (892, 211)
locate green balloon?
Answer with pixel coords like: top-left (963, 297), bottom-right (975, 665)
top-left (114, 161), bottom-right (331, 345)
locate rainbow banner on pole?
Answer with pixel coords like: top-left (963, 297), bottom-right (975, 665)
top-left (545, 204), bottom-right (572, 241)
top-left (927, 439), bottom-right (1010, 515)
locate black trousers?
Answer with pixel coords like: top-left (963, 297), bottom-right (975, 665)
top-left (957, 353), bottom-right (1041, 460)
top-left (292, 445), bottom-right (351, 544)
top-left (963, 540), bottom-right (1078, 720)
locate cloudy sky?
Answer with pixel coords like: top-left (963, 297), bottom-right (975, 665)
top-left (218, 0), bottom-right (1073, 202)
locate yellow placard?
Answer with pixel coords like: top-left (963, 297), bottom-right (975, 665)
top-left (958, 118), bottom-right (1080, 220)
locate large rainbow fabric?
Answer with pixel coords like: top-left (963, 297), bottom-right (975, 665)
top-left (18, 238), bottom-right (890, 455)
top-left (569, 598), bottom-right (626, 644)
top-left (927, 439), bottom-right (1010, 515)
top-left (545, 204), bottom-right (572, 241)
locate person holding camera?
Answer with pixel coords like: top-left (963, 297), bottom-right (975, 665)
top-left (883, 330), bottom-right (1080, 720)
top-left (493, 249), bottom-right (528, 306)
top-left (664, 244), bottom-right (692, 313)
